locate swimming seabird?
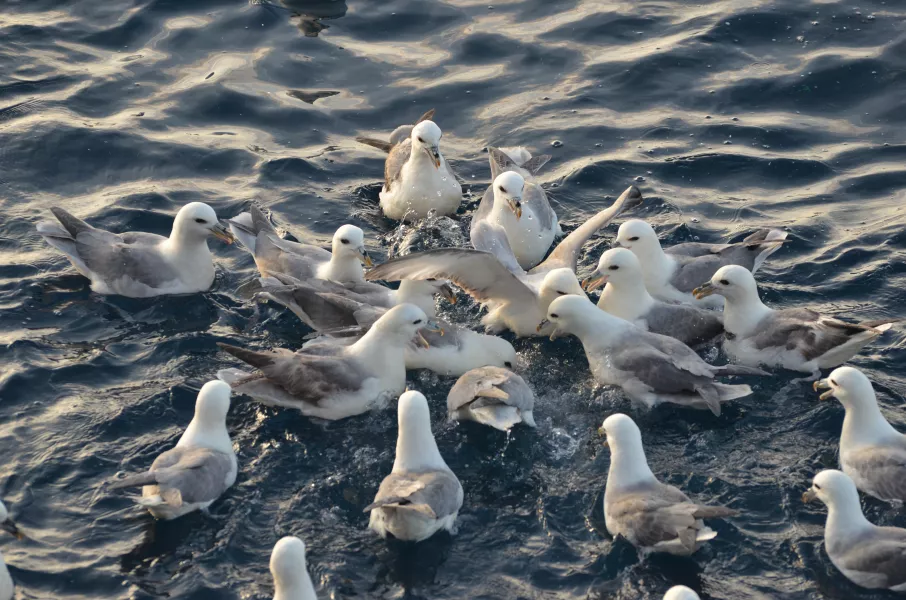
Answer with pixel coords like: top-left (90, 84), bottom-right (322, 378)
top-left (270, 536), bottom-right (317, 600)
top-left (107, 381), bottom-right (237, 520)
top-left (600, 414), bottom-right (738, 555)
top-left (357, 109), bottom-right (462, 222)
top-left (447, 366), bottom-right (535, 431)
top-left (36, 202), bottom-right (236, 297)
top-left (803, 469), bottom-right (906, 591)
top-left (583, 248), bottom-right (723, 347)
top-left (217, 304), bottom-right (438, 420)
top-left (542, 295), bottom-right (766, 415)
top-left (694, 265), bottom-right (895, 374)
top-left (814, 366), bottom-right (906, 504)
top-left (470, 147), bottom-right (559, 269)
top-left (664, 586), bottom-right (701, 600)
top-left (365, 186), bottom-right (643, 336)
top-left (615, 219), bottom-right (787, 308)
top-left (366, 390), bottom-right (463, 542)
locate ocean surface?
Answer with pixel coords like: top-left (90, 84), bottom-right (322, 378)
top-left (2, 0), bottom-right (906, 598)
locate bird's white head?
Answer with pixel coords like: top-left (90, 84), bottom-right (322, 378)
top-left (813, 366), bottom-right (876, 409)
top-left (692, 264), bottom-right (757, 303)
top-left (598, 413), bottom-right (643, 451)
top-left (493, 171), bottom-right (526, 219)
top-left (615, 219), bottom-right (660, 257)
top-left (195, 380), bottom-right (232, 426)
top-left (411, 120), bottom-right (443, 168)
top-left (539, 268), bottom-right (585, 303)
top-left (332, 224), bottom-right (372, 267)
top-left (583, 247), bottom-right (642, 292)
top-left (802, 469), bottom-right (861, 511)
top-left (270, 536), bottom-right (315, 598)
top-left (474, 335), bottom-right (518, 371)
top-left (541, 293), bottom-right (610, 341)
top-left (663, 585), bottom-right (701, 600)
top-left (395, 389), bottom-right (447, 472)
top-left (373, 303), bottom-right (437, 348)
top-left (172, 202), bottom-right (235, 245)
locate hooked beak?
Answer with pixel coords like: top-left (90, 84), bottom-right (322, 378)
top-left (506, 196), bottom-right (523, 219)
top-left (356, 247), bottom-right (374, 268)
top-left (416, 331), bottom-right (430, 348)
top-left (1, 517), bottom-right (23, 540)
top-left (692, 282), bottom-right (717, 300)
top-left (597, 426), bottom-right (609, 447)
top-left (424, 145), bottom-right (441, 168)
top-left (813, 379), bottom-right (835, 401)
top-left (582, 273), bottom-right (609, 292)
top-left (439, 283), bottom-right (457, 304)
top-left (211, 221), bottom-right (236, 244)
top-left (536, 318), bottom-right (550, 333)
top-left (423, 319), bottom-right (444, 336)
top-left (802, 488), bottom-right (818, 503)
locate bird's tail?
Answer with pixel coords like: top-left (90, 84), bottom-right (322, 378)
top-left (356, 137), bottom-right (394, 153)
top-left (217, 343), bottom-right (276, 370)
top-left (107, 471), bottom-right (157, 491)
top-left (692, 505), bottom-right (740, 519)
top-left (712, 383), bottom-right (753, 402)
top-left (717, 364), bottom-right (770, 377)
top-left (746, 229), bottom-right (788, 273)
top-left (49, 207), bottom-right (94, 238)
top-left (363, 498), bottom-right (437, 519)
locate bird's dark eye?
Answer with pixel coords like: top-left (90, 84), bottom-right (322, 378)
top-left (499, 186), bottom-right (506, 193)
top-left (628, 236), bottom-right (639, 242)
top-left (341, 239), bottom-right (349, 244)
top-left (413, 319), bottom-right (423, 325)
top-left (609, 265), bottom-right (620, 271)
top-left (417, 137), bottom-right (425, 143)
top-left (427, 278), bottom-right (436, 282)
top-left (557, 290), bottom-right (566, 296)
top-left (195, 218), bottom-right (207, 224)
top-left (814, 484), bottom-right (821, 490)
top-left (830, 379), bottom-right (837, 386)
top-left (550, 313), bottom-right (559, 318)
top-left (720, 279), bottom-right (730, 286)
top-left (504, 361), bottom-right (513, 368)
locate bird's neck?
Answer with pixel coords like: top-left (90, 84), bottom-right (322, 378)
top-left (842, 401), bottom-right (902, 447)
top-left (607, 444), bottom-right (656, 492)
top-left (825, 499), bottom-right (872, 543)
top-left (489, 193), bottom-right (514, 224)
top-left (323, 254), bottom-right (364, 283)
top-left (721, 293), bottom-right (771, 335)
top-left (394, 284), bottom-right (437, 319)
top-left (597, 280), bottom-right (654, 320)
top-left (348, 328), bottom-right (406, 366)
top-left (160, 229), bottom-right (212, 262)
top-left (408, 145), bottom-right (436, 169)
top-left (393, 421), bottom-right (448, 473)
top-left (177, 418), bottom-right (233, 455)
top-left (637, 246), bottom-right (673, 286)
top-left (273, 571), bottom-right (317, 600)
top-left (569, 312), bottom-right (622, 347)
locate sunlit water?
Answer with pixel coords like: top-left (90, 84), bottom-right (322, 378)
top-left (2, 0), bottom-right (906, 598)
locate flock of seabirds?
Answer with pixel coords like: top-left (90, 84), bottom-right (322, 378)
top-left (4, 108), bottom-right (905, 599)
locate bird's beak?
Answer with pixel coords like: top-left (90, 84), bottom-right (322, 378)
top-left (439, 283), bottom-right (457, 304)
top-left (536, 318), bottom-right (550, 333)
top-left (802, 488), bottom-right (818, 503)
top-left (507, 196), bottom-right (523, 219)
top-left (548, 327), bottom-right (562, 341)
top-left (424, 145), bottom-right (441, 168)
top-left (356, 247), bottom-right (374, 268)
top-left (1, 518), bottom-right (23, 540)
top-left (423, 320), bottom-right (444, 336)
top-left (692, 282), bottom-right (716, 300)
top-left (582, 273), bottom-right (608, 292)
top-left (212, 221), bottom-right (236, 244)
top-left (415, 331), bottom-right (431, 348)
top-left (597, 426), bottom-right (608, 447)
top-left (614, 239), bottom-right (626, 249)
top-left (813, 379), bottom-right (834, 401)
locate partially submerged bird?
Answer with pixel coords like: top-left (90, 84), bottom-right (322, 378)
top-left (366, 390), bottom-right (463, 542)
top-left (270, 536), bottom-right (317, 600)
top-left (615, 219), bottom-right (787, 308)
top-left (357, 109), bottom-right (462, 222)
top-left (217, 304), bottom-right (437, 420)
top-left (663, 586), bottom-right (701, 600)
top-left (107, 381), bottom-right (237, 520)
top-left (228, 205), bottom-right (374, 284)
top-left (365, 186), bottom-right (643, 336)
top-left (470, 147), bottom-right (559, 269)
top-left (37, 202), bottom-right (235, 297)
top-left (0, 499), bottom-right (22, 600)
top-left (584, 248), bottom-right (723, 347)
top-left (447, 366), bottom-right (535, 431)
top-left (814, 366), bottom-right (906, 504)
top-left (600, 414), bottom-right (738, 556)
top-left (803, 469), bottom-right (906, 592)
top-left (542, 295), bottom-right (766, 415)
top-left (694, 265), bottom-right (895, 374)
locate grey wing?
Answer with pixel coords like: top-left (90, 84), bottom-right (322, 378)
top-left (537, 185), bottom-right (642, 273)
top-left (120, 231), bottom-right (168, 245)
top-left (521, 154), bottom-right (551, 176)
top-left (470, 220), bottom-right (524, 276)
top-left (838, 532), bottom-right (906, 589)
top-left (253, 232), bottom-right (331, 278)
top-left (612, 345), bottom-right (713, 394)
top-left (487, 147), bottom-right (518, 180)
top-left (447, 366), bottom-right (532, 411)
top-left (664, 241), bottom-right (725, 258)
top-left (633, 330), bottom-right (717, 377)
top-left (751, 311), bottom-right (873, 360)
top-left (149, 447), bottom-right (234, 504)
top-left (368, 471), bottom-right (463, 519)
top-left (74, 231), bottom-right (180, 287)
top-left (385, 139), bottom-right (412, 191)
top-left (471, 183), bottom-right (495, 228)
top-left (524, 182), bottom-right (556, 232)
top-left (259, 278), bottom-right (385, 331)
top-left (644, 302), bottom-right (724, 346)
top-left (846, 445), bottom-right (906, 501)
top-left (669, 254), bottom-right (728, 293)
top-left (365, 248), bottom-right (536, 305)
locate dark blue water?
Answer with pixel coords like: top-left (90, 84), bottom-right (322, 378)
top-left (2, 0), bottom-right (906, 598)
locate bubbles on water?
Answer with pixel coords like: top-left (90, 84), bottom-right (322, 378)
top-left (545, 428), bottom-right (579, 462)
top-left (550, 140), bottom-right (563, 148)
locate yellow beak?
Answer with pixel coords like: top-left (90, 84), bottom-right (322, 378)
top-left (582, 274), bottom-right (608, 292)
top-left (439, 283), bottom-right (457, 304)
top-left (507, 197), bottom-right (523, 219)
top-left (416, 331), bottom-right (430, 348)
top-left (692, 282), bottom-right (716, 300)
top-left (536, 318), bottom-right (550, 333)
top-left (357, 248), bottom-right (374, 268)
top-left (813, 379), bottom-right (834, 400)
top-left (597, 426), bottom-right (608, 447)
top-left (802, 489), bottom-right (818, 503)
top-left (212, 222), bottom-right (236, 244)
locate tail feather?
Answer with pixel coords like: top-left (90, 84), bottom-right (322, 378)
top-left (713, 382), bottom-right (753, 402)
top-left (694, 385), bottom-right (722, 416)
top-left (356, 136), bottom-right (394, 153)
top-left (36, 220), bottom-right (73, 241)
top-left (717, 364), bottom-right (770, 377)
top-left (108, 471), bottom-right (158, 490)
top-left (49, 207), bottom-right (93, 238)
top-left (694, 527), bottom-right (718, 543)
top-left (749, 229), bottom-right (788, 273)
top-left (217, 343), bottom-right (277, 370)
top-left (692, 505), bottom-right (739, 519)
top-left (860, 319), bottom-right (899, 331)
top-left (364, 498), bottom-right (436, 518)
top-left (249, 205), bottom-right (277, 236)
